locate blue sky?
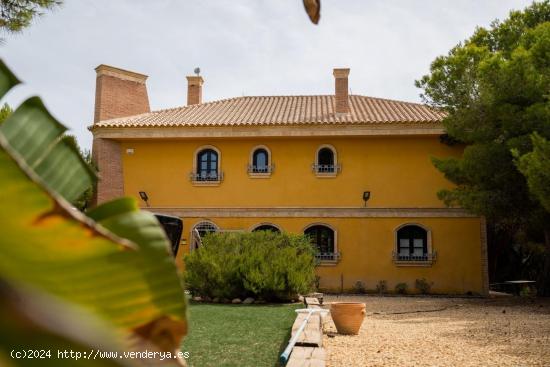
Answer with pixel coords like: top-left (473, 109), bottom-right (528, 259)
top-left (1, 0), bottom-right (533, 149)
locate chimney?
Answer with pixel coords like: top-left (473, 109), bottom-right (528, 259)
top-left (333, 68), bottom-right (350, 114)
top-left (186, 75), bottom-right (204, 105)
top-left (94, 64), bottom-right (150, 123)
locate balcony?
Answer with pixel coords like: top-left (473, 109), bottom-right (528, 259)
top-left (189, 171), bottom-right (224, 184)
top-left (392, 251), bottom-right (436, 266)
top-left (315, 252), bottom-right (341, 264)
top-left (311, 163), bottom-right (341, 175)
top-left (247, 164), bottom-right (274, 175)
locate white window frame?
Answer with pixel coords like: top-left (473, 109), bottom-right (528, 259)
top-left (393, 223), bottom-right (435, 267)
top-left (248, 145), bottom-right (273, 178)
top-left (190, 220), bottom-right (219, 250)
top-left (191, 145), bottom-right (222, 185)
top-left (249, 222), bottom-right (282, 232)
top-left (313, 144), bottom-right (340, 177)
top-left (303, 222), bottom-right (339, 265)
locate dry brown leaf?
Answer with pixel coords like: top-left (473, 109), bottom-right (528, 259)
top-left (303, 0), bottom-right (320, 24)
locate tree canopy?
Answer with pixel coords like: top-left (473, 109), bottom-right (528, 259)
top-left (416, 1), bottom-right (549, 221)
top-left (515, 133), bottom-right (550, 213)
top-left (1, 0), bottom-right (62, 34)
top-left (416, 1), bottom-right (550, 293)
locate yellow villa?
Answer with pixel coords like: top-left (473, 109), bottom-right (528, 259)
top-left (90, 65), bottom-right (488, 295)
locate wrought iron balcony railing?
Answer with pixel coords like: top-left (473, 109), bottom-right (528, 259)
top-left (392, 251), bottom-right (437, 263)
top-left (189, 171), bottom-right (224, 182)
top-left (247, 164), bottom-right (275, 174)
top-left (311, 163), bottom-right (341, 174)
top-left (315, 252), bottom-right (341, 262)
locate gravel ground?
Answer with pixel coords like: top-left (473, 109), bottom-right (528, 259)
top-left (322, 295), bottom-right (550, 367)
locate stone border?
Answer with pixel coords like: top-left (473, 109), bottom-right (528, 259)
top-left (287, 297), bottom-right (327, 367)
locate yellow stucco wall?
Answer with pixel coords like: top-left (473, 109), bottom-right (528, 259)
top-left (174, 216), bottom-right (484, 295)
top-left (120, 136), bottom-right (460, 208)
top-left (116, 135), bottom-right (485, 295)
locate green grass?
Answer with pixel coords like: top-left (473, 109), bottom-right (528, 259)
top-left (181, 303), bottom-right (300, 367)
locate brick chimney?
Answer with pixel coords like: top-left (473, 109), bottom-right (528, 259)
top-left (92, 65), bottom-right (150, 206)
top-left (94, 64), bottom-right (150, 123)
top-left (186, 75), bottom-right (203, 105)
top-left (333, 68), bottom-right (350, 114)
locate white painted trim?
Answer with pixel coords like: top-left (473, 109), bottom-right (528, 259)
top-left (91, 125), bottom-right (446, 139)
top-left (144, 207), bottom-right (477, 218)
top-left (192, 145), bottom-right (222, 185)
top-left (393, 222), bottom-right (434, 267)
top-left (314, 144), bottom-right (339, 177)
top-left (248, 145), bottom-right (272, 178)
top-left (303, 222), bottom-right (339, 266)
top-left (189, 219), bottom-right (219, 250)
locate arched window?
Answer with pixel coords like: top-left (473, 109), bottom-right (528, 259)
top-left (313, 145), bottom-right (339, 175)
top-left (318, 148), bottom-right (334, 167)
top-left (196, 148), bottom-right (218, 181)
top-left (252, 224), bottom-right (280, 233)
top-left (248, 146), bottom-right (273, 175)
top-left (396, 225), bottom-right (428, 260)
top-left (191, 221), bottom-right (218, 249)
top-left (252, 149), bottom-right (268, 173)
top-left (305, 225), bottom-right (335, 260)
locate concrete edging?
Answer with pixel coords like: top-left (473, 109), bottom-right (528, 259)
top-left (286, 297), bottom-right (327, 367)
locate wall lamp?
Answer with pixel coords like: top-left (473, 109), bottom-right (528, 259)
top-left (363, 191), bottom-right (371, 207)
top-left (139, 191), bottom-right (149, 207)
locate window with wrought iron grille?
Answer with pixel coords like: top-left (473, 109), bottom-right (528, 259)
top-left (191, 148), bottom-right (222, 182)
top-left (191, 221), bottom-right (218, 249)
top-left (252, 224), bottom-right (280, 233)
top-left (305, 224), bottom-right (340, 262)
top-left (394, 224), bottom-right (436, 263)
top-left (312, 145), bottom-right (340, 175)
top-left (248, 146), bottom-right (274, 175)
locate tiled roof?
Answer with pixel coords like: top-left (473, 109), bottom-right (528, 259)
top-left (92, 95), bottom-right (445, 128)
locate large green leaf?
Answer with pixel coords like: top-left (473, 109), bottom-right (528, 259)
top-left (0, 95), bottom-right (95, 202)
top-left (0, 60), bottom-right (20, 99)
top-left (0, 280), bottom-right (132, 367)
top-left (0, 59), bottom-right (187, 363)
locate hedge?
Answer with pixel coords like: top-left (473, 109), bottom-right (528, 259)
top-left (184, 231), bottom-right (316, 301)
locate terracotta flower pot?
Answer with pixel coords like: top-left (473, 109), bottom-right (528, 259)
top-left (330, 302), bottom-right (366, 335)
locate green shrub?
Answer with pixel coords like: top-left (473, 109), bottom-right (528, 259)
top-left (415, 278), bottom-right (433, 294)
top-left (184, 231), bottom-right (316, 301)
top-left (376, 280), bottom-right (388, 294)
top-left (395, 282), bottom-right (408, 294)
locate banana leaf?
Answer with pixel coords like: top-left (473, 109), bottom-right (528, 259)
top-left (0, 59), bottom-right (187, 365)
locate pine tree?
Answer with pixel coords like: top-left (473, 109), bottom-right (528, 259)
top-left (416, 1), bottom-right (550, 294)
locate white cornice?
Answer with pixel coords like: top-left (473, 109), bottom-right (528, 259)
top-left (91, 124), bottom-right (446, 139)
top-left (143, 207), bottom-right (475, 218)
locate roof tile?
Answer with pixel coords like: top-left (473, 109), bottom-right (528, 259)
top-left (93, 95), bottom-right (445, 128)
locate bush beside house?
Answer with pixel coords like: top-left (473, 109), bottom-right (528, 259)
top-left (184, 231), bottom-right (316, 302)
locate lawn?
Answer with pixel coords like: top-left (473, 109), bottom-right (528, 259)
top-left (181, 303), bottom-right (300, 367)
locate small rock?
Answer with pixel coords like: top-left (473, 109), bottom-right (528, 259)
top-left (192, 296), bottom-right (202, 302)
top-left (212, 297), bottom-right (220, 303)
top-left (221, 298), bottom-right (231, 304)
top-left (232, 298), bottom-right (242, 304)
top-left (254, 299), bottom-right (267, 304)
top-left (298, 295), bottom-right (305, 302)
top-left (242, 297), bottom-right (255, 304)
top-left (203, 295), bottom-right (212, 302)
